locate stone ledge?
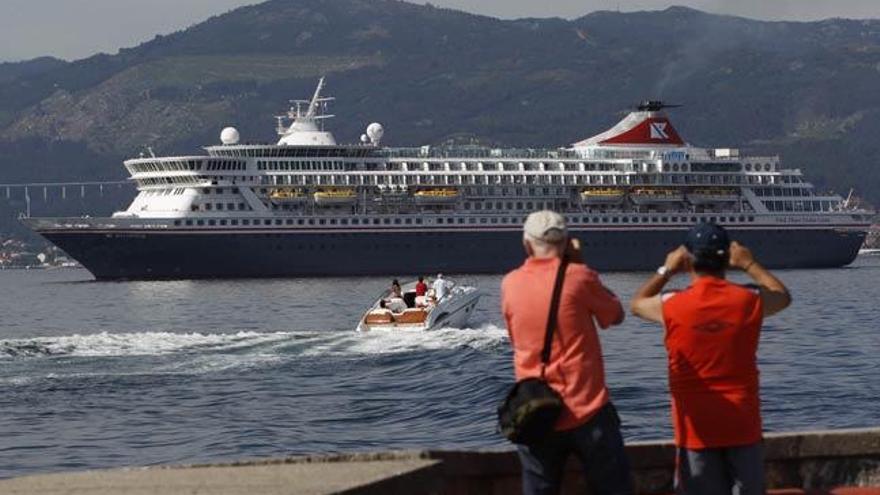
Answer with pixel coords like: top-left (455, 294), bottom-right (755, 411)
top-left (1, 428), bottom-right (877, 494)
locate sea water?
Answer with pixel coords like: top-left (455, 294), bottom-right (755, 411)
top-left (0, 255), bottom-right (878, 478)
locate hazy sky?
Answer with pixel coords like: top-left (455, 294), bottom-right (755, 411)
top-left (2, 0), bottom-right (879, 62)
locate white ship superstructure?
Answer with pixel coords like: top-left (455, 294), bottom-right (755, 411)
top-left (25, 79), bottom-right (873, 280)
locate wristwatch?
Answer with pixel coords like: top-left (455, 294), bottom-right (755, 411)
top-left (656, 265), bottom-right (670, 278)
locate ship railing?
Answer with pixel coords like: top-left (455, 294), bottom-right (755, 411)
top-left (379, 147), bottom-right (582, 160)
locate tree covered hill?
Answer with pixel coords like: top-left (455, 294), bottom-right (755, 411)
top-left (1, 0), bottom-right (879, 206)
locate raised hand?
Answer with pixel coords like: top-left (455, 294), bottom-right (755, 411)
top-left (664, 245), bottom-right (692, 275)
top-left (728, 241), bottom-right (756, 270)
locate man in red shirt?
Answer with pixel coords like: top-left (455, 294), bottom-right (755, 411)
top-left (631, 223), bottom-right (791, 494)
top-left (502, 210), bottom-right (632, 494)
top-left (415, 276), bottom-right (428, 296)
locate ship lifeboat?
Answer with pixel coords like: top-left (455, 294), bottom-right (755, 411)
top-left (629, 187), bottom-right (684, 205)
top-left (413, 188), bottom-right (460, 204)
top-left (687, 187), bottom-right (740, 204)
top-left (268, 188), bottom-right (308, 204)
top-left (580, 187), bottom-right (625, 205)
top-left (356, 278), bottom-right (481, 332)
top-left (314, 188), bottom-right (357, 206)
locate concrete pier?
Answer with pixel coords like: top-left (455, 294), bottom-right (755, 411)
top-left (1, 428), bottom-right (878, 494)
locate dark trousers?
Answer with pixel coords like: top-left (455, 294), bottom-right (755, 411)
top-left (675, 443), bottom-right (765, 495)
top-left (516, 402), bottom-right (634, 495)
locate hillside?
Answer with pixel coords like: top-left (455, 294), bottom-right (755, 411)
top-left (0, 0), bottom-right (879, 212)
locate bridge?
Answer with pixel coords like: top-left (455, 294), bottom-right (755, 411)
top-left (0, 180), bottom-right (134, 217)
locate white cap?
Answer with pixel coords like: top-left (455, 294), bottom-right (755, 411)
top-left (523, 210), bottom-right (567, 243)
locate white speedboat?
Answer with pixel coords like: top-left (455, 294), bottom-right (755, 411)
top-left (356, 279), bottom-right (481, 332)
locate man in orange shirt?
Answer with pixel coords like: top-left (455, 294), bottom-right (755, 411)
top-left (502, 210), bottom-right (632, 495)
top-left (631, 223), bottom-right (791, 494)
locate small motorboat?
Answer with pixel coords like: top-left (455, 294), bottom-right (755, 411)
top-left (356, 278), bottom-right (481, 332)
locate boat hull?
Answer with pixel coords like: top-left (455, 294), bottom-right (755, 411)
top-left (33, 226), bottom-right (867, 280)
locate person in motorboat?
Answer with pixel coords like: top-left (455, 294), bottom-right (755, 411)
top-left (416, 276), bottom-right (428, 297)
top-left (412, 276), bottom-right (429, 307)
top-left (383, 279), bottom-right (407, 312)
top-left (432, 273), bottom-right (448, 301)
top-left (366, 300), bottom-right (395, 324)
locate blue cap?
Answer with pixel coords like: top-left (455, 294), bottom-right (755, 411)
top-left (684, 222), bottom-right (730, 258)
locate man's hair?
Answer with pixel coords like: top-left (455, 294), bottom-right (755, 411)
top-left (379, 300), bottom-right (386, 308)
top-left (418, 276), bottom-right (423, 282)
top-left (524, 231), bottom-right (567, 250)
top-left (691, 250), bottom-right (727, 273)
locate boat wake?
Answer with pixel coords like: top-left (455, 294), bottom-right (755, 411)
top-left (0, 324), bottom-right (508, 361)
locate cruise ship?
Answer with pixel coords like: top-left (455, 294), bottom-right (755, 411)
top-left (24, 79), bottom-right (872, 280)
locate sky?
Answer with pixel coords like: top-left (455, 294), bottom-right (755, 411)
top-left (2, 0), bottom-right (879, 62)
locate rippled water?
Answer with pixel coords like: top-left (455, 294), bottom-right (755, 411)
top-left (1, 256), bottom-right (878, 479)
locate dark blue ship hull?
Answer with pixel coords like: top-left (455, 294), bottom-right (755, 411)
top-left (36, 226), bottom-right (866, 280)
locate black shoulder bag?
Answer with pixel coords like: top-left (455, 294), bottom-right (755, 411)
top-left (497, 259), bottom-right (568, 445)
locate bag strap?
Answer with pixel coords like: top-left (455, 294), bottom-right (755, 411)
top-left (540, 258), bottom-right (568, 377)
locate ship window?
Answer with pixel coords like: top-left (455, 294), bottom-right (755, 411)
top-left (242, 219), bottom-right (250, 225)
top-left (298, 219), bottom-right (305, 225)
top-left (330, 219), bottom-right (337, 225)
top-left (203, 188), bottom-right (210, 194)
top-left (238, 203), bottom-right (246, 211)
top-left (458, 218), bottom-right (466, 224)
top-left (372, 219), bottom-right (380, 225)
top-left (351, 219), bottom-right (359, 225)
top-left (341, 219), bottom-right (348, 225)
top-left (491, 218), bottom-right (498, 224)
top-left (216, 204), bottom-right (224, 210)
top-left (205, 204), bottom-right (213, 211)
top-left (383, 218), bottom-right (391, 224)
top-left (662, 217), bottom-right (668, 222)
top-left (227, 203), bottom-right (235, 210)
top-left (197, 220), bottom-right (205, 226)
top-left (173, 220), bottom-right (181, 226)
top-left (264, 219), bottom-right (272, 226)
top-left (394, 218), bottom-right (401, 224)
top-left (749, 216), bottom-right (755, 221)
top-left (217, 188), bottom-right (224, 194)
top-left (231, 220), bottom-right (238, 226)
top-left (319, 219), bottom-right (326, 225)
top-left (208, 220), bottom-right (216, 226)
top-left (437, 218), bottom-right (444, 224)
top-left (602, 217), bottom-right (609, 223)
top-left (612, 217), bottom-right (619, 223)
top-left (191, 205), bottom-right (198, 212)
top-left (622, 217), bottom-right (629, 223)
top-left (710, 217), bottom-right (717, 223)
top-left (219, 220), bottom-right (227, 226)
top-left (185, 220), bottom-right (193, 226)
top-left (405, 218), bottom-right (412, 224)
top-left (275, 219), bottom-right (283, 225)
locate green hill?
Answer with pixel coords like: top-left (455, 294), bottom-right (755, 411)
top-left (1, 0), bottom-right (879, 211)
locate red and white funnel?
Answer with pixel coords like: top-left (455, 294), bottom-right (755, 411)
top-left (573, 101), bottom-right (685, 148)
